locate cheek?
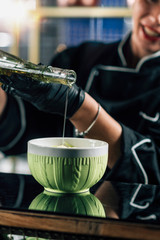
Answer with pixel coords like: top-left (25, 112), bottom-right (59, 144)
top-left (132, 14), bottom-right (140, 33)
top-left (132, 0), bottom-right (148, 23)
top-left (132, 5), bottom-right (148, 33)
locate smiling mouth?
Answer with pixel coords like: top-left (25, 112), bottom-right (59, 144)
top-left (143, 26), bottom-right (160, 39)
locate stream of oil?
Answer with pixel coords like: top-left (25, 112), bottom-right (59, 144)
top-left (62, 88), bottom-right (69, 146)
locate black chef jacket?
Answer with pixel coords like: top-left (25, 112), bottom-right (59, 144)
top-left (0, 32), bottom-right (160, 184)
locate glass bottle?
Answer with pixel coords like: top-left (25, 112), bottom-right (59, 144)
top-left (0, 50), bottom-right (76, 87)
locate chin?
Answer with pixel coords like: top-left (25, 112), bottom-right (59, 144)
top-left (141, 29), bottom-right (160, 52)
top-left (137, 33), bottom-right (159, 55)
top-left (131, 30), bottom-right (160, 58)
top-left (147, 47), bottom-right (160, 54)
top-left (143, 46), bottom-right (160, 56)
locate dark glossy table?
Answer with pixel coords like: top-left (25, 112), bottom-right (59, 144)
top-left (0, 172), bottom-right (160, 240)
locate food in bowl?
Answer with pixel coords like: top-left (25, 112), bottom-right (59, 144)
top-left (28, 137), bottom-right (108, 193)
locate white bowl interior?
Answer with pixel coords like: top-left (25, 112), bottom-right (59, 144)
top-left (29, 137), bottom-right (107, 149)
top-left (28, 137), bottom-right (108, 158)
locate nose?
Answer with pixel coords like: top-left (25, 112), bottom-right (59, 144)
top-left (151, 4), bottom-right (160, 26)
top-left (155, 4), bottom-right (160, 26)
top-left (158, 14), bottom-right (160, 26)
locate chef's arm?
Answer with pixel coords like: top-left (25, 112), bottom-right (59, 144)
top-left (0, 72), bottom-right (122, 169)
top-left (0, 88), bottom-right (7, 120)
top-left (70, 92), bottom-right (122, 169)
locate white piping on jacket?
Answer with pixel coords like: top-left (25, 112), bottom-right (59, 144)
top-left (85, 33), bottom-right (160, 92)
top-left (139, 112), bottom-right (160, 122)
top-left (13, 174), bottom-right (25, 208)
top-left (130, 184), bottom-right (149, 209)
top-left (85, 67), bottom-right (98, 92)
top-left (118, 32), bottom-right (160, 70)
top-left (130, 139), bottom-right (152, 209)
top-left (0, 96), bottom-right (26, 151)
top-left (131, 138), bottom-right (151, 184)
top-left (117, 32), bottom-right (129, 67)
top-left (137, 214), bottom-right (157, 220)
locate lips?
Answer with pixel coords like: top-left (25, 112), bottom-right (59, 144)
top-left (142, 26), bottom-right (160, 41)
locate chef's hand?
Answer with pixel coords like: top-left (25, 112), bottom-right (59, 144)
top-left (0, 73), bottom-right (85, 118)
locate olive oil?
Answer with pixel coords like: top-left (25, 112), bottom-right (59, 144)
top-left (0, 50), bottom-right (76, 87)
top-left (62, 88), bottom-right (69, 145)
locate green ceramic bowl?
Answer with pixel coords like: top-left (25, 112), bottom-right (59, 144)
top-left (27, 137), bottom-right (108, 193)
top-left (29, 190), bottom-right (106, 218)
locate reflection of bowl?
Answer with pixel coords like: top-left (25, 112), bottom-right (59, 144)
top-left (27, 137), bottom-right (108, 193)
top-left (29, 190), bottom-right (106, 218)
top-left (26, 238), bottom-right (44, 240)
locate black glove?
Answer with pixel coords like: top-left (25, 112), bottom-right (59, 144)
top-left (0, 73), bottom-right (85, 118)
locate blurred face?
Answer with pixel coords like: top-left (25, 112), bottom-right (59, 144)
top-left (131, 0), bottom-right (160, 58)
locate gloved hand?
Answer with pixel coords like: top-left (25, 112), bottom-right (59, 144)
top-left (0, 73), bottom-right (85, 118)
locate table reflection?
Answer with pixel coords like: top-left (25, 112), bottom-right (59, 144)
top-left (96, 181), bottom-right (160, 223)
top-left (0, 172), bottom-right (160, 224)
top-left (29, 190), bottom-right (106, 218)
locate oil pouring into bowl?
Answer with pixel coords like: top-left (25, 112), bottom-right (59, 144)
top-left (0, 50), bottom-right (76, 146)
top-left (27, 137), bottom-right (108, 194)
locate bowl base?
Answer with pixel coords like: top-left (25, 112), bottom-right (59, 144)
top-left (44, 187), bottom-right (90, 194)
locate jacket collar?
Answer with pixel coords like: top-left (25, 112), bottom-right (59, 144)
top-left (118, 32), bottom-right (160, 71)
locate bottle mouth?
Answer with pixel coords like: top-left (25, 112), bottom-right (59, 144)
top-left (66, 70), bottom-right (77, 86)
top-left (46, 66), bottom-right (76, 86)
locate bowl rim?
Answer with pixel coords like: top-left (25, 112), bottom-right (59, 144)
top-left (27, 137), bottom-right (108, 158)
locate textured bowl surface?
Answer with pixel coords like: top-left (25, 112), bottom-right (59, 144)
top-left (28, 137), bottom-right (108, 193)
